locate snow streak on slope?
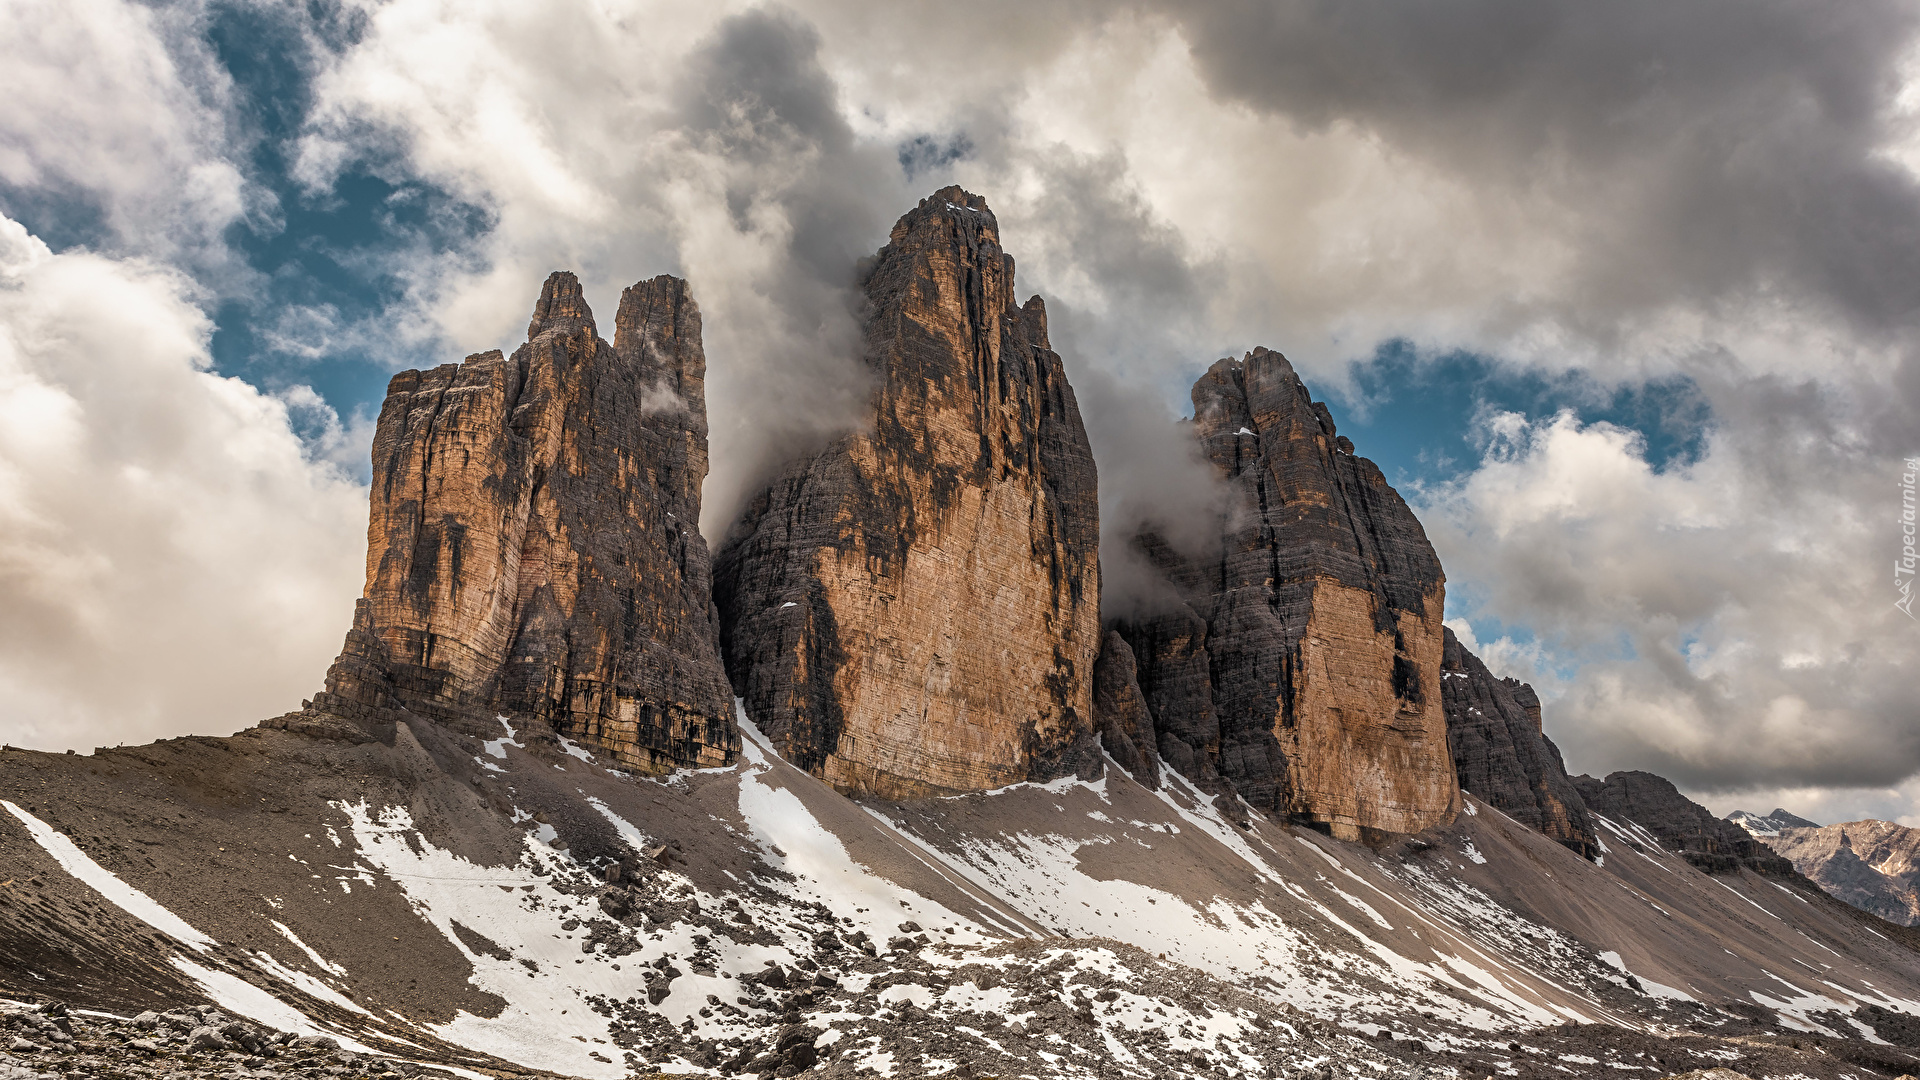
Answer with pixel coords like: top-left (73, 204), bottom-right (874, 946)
top-left (334, 800), bottom-right (632, 1078)
top-left (732, 717), bottom-right (998, 949)
top-left (862, 769), bottom-right (1599, 1033)
top-left (3, 800), bottom-right (215, 951)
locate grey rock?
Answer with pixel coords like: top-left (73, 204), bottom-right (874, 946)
top-left (1440, 626), bottom-right (1598, 857)
top-left (1573, 771), bottom-right (1795, 875)
top-left (1763, 819), bottom-right (1920, 925)
top-left (1117, 349), bottom-right (1456, 838)
top-left (1091, 631), bottom-right (1161, 789)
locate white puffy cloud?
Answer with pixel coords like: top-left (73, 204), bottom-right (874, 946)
top-left (0, 0), bottom-right (250, 271)
top-left (0, 215), bottom-right (365, 751)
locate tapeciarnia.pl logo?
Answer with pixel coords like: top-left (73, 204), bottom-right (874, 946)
top-left (1900, 456), bottom-right (1919, 619)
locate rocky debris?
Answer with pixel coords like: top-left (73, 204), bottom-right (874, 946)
top-left (284, 271), bottom-right (738, 774)
top-left (1759, 818), bottom-right (1920, 926)
top-left (1440, 626), bottom-right (1598, 857)
top-left (1116, 349), bottom-right (1458, 840)
top-left (714, 186), bottom-right (1102, 799)
top-left (0, 1000), bottom-right (483, 1080)
top-left (586, 934), bottom-right (1442, 1080)
top-left (1574, 771), bottom-right (1795, 875)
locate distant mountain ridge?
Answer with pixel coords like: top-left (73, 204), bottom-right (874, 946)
top-left (1731, 812), bottom-right (1920, 927)
top-left (1727, 807), bottom-right (1821, 837)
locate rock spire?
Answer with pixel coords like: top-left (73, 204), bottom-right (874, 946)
top-left (714, 186), bottom-right (1103, 799)
top-left (1118, 349), bottom-right (1458, 839)
top-left (292, 272), bottom-right (738, 772)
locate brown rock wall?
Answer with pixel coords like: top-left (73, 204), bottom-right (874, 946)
top-left (1119, 349), bottom-right (1458, 839)
top-left (302, 272), bottom-right (737, 773)
top-left (715, 187), bottom-right (1102, 799)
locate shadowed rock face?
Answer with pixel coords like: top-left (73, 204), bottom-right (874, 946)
top-left (714, 186), bottom-right (1102, 800)
top-left (1093, 632), bottom-right (1161, 789)
top-left (294, 272), bottom-right (738, 772)
top-left (1441, 627), bottom-right (1598, 858)
top-left (1575, 771), bottom-right (1794, 875)
top-left (1119, 350), bottom-right (1458, 840)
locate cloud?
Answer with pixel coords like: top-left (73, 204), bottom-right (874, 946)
top-left (0, 0), bottom-right (251, 272)
top-left (0, 215), bottom-right (366, 751)
top-left (1425, 394), bottom-right (1917, 802)
top-left (2, 0), bottom-right (1916, 826)
top-left (1162, 0), bottom-right (1920, 356)
top-left (295, 1), bottom-right (919, 535)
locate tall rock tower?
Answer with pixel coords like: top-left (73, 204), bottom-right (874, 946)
top-left (303, 272), bottom-right (739, 772)
top-left (1121, 349), bottom-right (1458, 839)
top-left (715, 187), bottom-right (1103, 799)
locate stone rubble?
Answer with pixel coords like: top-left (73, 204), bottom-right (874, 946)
top-left (0, 1000), bottom-right (484, 1080)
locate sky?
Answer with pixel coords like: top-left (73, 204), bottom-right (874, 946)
top-left (1, 0), bottom-right (1916, 826)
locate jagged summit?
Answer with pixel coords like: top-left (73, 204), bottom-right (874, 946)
top-left (714, 186), bottom-right (1101, 800)
top-left (279, 271), bottom-right (738, 774)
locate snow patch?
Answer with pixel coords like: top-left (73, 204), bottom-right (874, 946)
top-left (2, 800), bottom-right (215, 951)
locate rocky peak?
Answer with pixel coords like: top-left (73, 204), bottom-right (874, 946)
top-left (1573, 771), bottom-right (1794, 875)
top-left (1764, 818), bottom-right (1920, 925)
top-left (526, 269), bottom-right (597, 339)
top-left (1440, 627), bottom-right (1598, 858)
top-left (715, 187), bottom-right (1102, 799)
top-left (283, 271), bottom-right (737, 773)
top-left (1117, 348), bottom-right (1458, 840)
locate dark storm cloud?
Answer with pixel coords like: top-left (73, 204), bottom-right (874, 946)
top-left (1164, 0), bottom-right (1920, 379)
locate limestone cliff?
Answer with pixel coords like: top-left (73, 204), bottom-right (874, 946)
top-left (293, 272), bottom-right (738, 772)
top-left (1441, 627), bottom-right (1598, 857)
top-left (1118, 350), bottom-right (1458, 839)
top-left (714, 187), bottom-right (1102, 800)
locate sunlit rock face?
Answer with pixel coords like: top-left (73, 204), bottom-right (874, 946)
top-left (299, 271), bottom-right (738, 773)
top-left (1119, 349), bottom-right (1458, 840)
top-left (1441, 627), bottom-right (1599, 857)
top-left (714, 186), bottom-right (1103, 800)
